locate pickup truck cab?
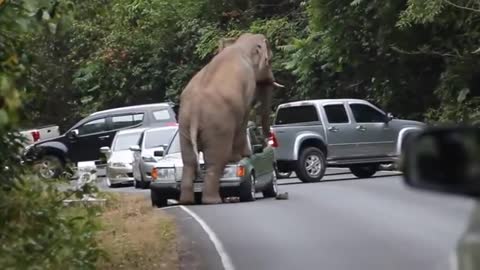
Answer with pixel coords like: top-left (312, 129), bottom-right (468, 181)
top-left (272, 99), bottom-right (424, 182)
top-left (24, 103), bottom-right (177, 179)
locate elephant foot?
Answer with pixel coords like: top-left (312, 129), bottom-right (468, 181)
top-left (201, 194), bottom-right (223, 205)
top-left (179, 192), bottom-right (195, 205)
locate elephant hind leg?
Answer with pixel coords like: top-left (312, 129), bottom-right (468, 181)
top-left (179, 133), bottom-right (197, 205)
top-left (201, 138), bottom-right (232, 205)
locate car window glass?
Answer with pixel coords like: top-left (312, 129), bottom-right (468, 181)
top-left (350, 104), bottom-right (385, 123)
top-left (112, 115), bottom-right (135, 129)
top-left (152, 109), bottom-right (171, 121)
top-left (144, 128), bottom-right (177, 149)
top-left (275, 105), bottom-right (319, 125)
top-left (324, 104), bottom-right (349, 124)
top-left (78, 118), bottom-right (107, 135)
top-left (133, 113), bottom-right (144, 124)
top-left (166, 131), bottom-right (180, 154)
top-left (113, 132), bottom-right (142, 151)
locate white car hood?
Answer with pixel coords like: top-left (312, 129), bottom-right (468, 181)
top-left (108, 150), bottom-right (134, 164)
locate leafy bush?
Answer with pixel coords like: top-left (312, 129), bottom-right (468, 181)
top-left (0, 178), bottom-right (103, 270)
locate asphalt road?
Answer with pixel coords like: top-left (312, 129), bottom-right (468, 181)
top-left (103, 169), bottom-right (475, 270)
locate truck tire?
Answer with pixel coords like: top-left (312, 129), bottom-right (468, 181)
top-left (33, 155), bottom-right (64, 179)
top-left (296, 147), bottom-right (327, 182)
top-left (349, 164), bottom-right (379, 178)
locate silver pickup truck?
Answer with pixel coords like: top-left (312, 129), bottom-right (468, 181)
top-left (271, 99), bottom-right (425, 182)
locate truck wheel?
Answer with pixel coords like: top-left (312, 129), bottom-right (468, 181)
top-left (296, 147), bottom-right (327, 182)
top-left (151, 190), bottom-right (168, 208)
top-left (349, 164), bottom-right (379, 178)
top-left (33, 155), bottom-right (64, 179)
top-left (239, 174), bottom-right (256, 202)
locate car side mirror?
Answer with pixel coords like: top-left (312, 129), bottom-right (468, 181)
top-left (385, 113), bottom-right (394, 123)
top-left (68, 129), bottom-right (79, 139)
top-left (154, 147), bottom-right (165, 157)
top-left (129, 145), bottom-right (141, 152)
top-left (402, 126), bottom-right (480, 198)
top-left (252, 144), bottom-right (263, 154)
top-left (100, 146), bottom-right (111, 154)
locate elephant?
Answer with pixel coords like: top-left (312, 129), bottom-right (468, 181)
top-left (177, 33), bottom-right (283, 205)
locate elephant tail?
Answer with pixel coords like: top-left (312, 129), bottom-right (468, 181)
top-left (190, 117), bottom-right (201, 172)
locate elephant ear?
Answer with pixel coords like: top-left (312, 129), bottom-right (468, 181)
top-left (261, 38), bottom-right (272, 67)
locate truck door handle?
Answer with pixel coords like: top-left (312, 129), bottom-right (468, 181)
top-left (98, 135), bottom-right (110, 140)
top-left (356, 126), bottom-right (366, 132)
top-left (328, 127), bottom-right (339, 132)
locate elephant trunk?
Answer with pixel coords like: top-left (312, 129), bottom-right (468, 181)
top-left (255, 82), bottom-right (274, 139)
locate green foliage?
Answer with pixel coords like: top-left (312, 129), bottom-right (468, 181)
top-left (0, 178), bottom-right (102, 270)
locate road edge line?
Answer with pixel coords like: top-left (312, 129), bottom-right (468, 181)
top-left (179, 205), bottom-right (235, 270)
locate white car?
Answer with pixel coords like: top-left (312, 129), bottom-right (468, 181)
top-left (130, 126), bottom-right (178, 189)
top-left (100, 128), bottom-right (145, 187)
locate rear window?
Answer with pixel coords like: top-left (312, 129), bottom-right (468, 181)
top-left (144, 128), bottom-right (177, 149)
top-left (275, 105), bottom-right (319, 125)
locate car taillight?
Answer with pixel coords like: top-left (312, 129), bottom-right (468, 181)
top-left (31, 130), bottom-right (40, 142)
top-left (268, 131), bottom-right (279, 148)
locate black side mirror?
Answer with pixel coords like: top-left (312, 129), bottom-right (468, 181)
top-left (252, 144), bottom-right (263, 154)
top-left (402, 126), bottom-right (480, 197)
top-left (154, 148), bottom-right (165, 157)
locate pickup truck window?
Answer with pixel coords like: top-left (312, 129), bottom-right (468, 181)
top-left (350, 104), bottom-right (385, 123)
top-left (275, 105), bottom-right (319, 125)
top-left (112, 114), bottom-right (144, 129)
top-left (78, 118), bottom-right (107, 135)
top-left (324, 104), bottom-right (349, 124)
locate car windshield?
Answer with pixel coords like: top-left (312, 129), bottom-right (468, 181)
top-left (166, 131), bottom-right (180, 154)
top-left (112, 132), bottom-right (142, 151)
top-left (144, 128), bottom-right (177, 149)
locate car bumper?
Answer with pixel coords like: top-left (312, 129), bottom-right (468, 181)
top-left (107, 166), bottom-right (134, 184)
top-left (150, 180), bottom-right (243, 198)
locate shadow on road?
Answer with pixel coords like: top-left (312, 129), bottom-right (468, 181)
top-left (277, 172), bottom-right (402, 186)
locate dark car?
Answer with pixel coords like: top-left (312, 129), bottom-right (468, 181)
top-left (24, 103), bottom-right (177, 179)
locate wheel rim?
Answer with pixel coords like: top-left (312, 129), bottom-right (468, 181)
top-left (305, 154), bottom-right (322, 177)
top-left (250, 175), bottom-right (256, 199)
top-left (38, 159), bottom-right (57, 178)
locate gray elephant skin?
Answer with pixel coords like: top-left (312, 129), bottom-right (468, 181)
top-left (177, 33), bottom-right (280, 204)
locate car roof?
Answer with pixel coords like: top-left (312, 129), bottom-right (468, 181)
top-left (90, 103), bottom-right (171, 117)
top-left (278, 99), bottom-right (370, 108)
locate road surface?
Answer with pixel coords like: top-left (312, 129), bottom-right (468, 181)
top-left (103, 169), bottom-right (475, 270)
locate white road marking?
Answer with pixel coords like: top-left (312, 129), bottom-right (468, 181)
top-left (179, 205), bottom-right (236, 270)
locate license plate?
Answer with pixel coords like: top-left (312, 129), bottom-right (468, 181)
top-left (194, 182), bottom-right (203, 192)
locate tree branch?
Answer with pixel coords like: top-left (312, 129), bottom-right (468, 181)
top-left (390, 45), bottom-right (459, 58)
top-left (444, 0), bottom-right (480, 13)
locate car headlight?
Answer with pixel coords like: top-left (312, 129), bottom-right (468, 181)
top-left (142, 156), bottom-right (157, 163)
top-left (152, 167), bottom-right (177, 181)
